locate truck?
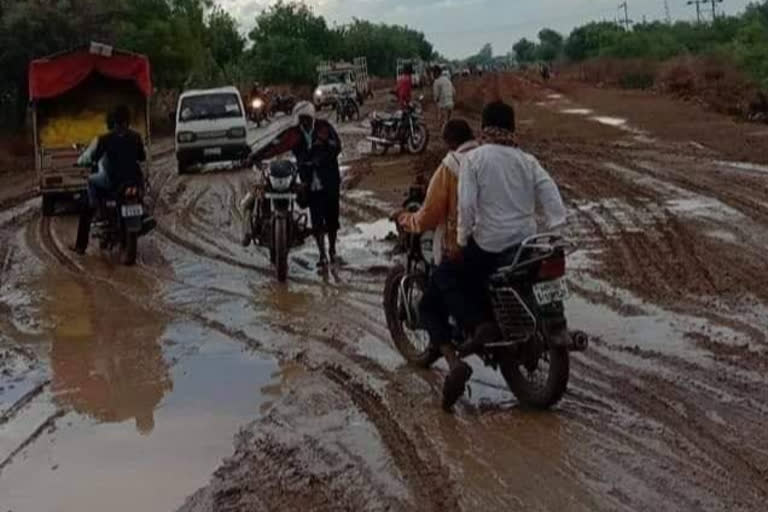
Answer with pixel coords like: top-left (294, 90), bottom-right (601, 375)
top-left (396, 58), bottom-right (426, 88)
top-left (28, 42), bottom-right (152, 216)
top-left (314, 58), bottom-right (370, 110)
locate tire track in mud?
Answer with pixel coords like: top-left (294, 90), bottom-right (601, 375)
top-left (0, 380), bottom-right (50, 426)
top-left (322, 364), bottom-right (461, 511)
top-left (0, 410), bottom-right (66, 476)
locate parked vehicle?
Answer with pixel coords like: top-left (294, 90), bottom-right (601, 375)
top-left (383, 185), bottom-right (588, 409)
top-left (28, 42), bottom-right (152, 216)
top-left (315, 58), bottom-right (370, 108)
top-left (367, 96), bottom-right (429, 154)
top-left (248, 160), bottom-right (310, 282)
top-left (175, 86), bottom-right (249, 175)
top-left (335, 91), bottom-right (360, 123)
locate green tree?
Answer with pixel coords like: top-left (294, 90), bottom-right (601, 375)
top-left (513, 38), bottom-right (537, 63)
top-left (537, 28), bottom-right (563, 62)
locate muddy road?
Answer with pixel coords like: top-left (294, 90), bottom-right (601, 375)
top-left (2, 78), bottom-right (768, 511)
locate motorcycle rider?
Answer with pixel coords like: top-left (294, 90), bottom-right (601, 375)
top-left (243, 101), bottom-right (342, 267)
top-left (395, 63), bottom-right (413, 109)
top-left (396, 119), bottom-right (478, 410)
top-left (73, 105), bottom-right (147, 254)
top-left (437, 100), bottom-right (566, 408)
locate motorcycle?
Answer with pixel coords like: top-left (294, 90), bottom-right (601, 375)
top-left (269, 94), bottom-right (297, 118)
top-left (335, 91), bottom-right (360, 123)
top-left (248, 160), bottom-right (310, 282)
top-left (383, 184), bottom-right (588, 409)
top-left (248, 96), bottom-right (269, 127)
top-left (368, 95), bottom-right (429, 155)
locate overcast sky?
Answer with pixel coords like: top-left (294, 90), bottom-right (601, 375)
top-left (220, 0), bottom-right (756, 58)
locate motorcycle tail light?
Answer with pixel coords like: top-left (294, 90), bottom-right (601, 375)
top-left (538, 255), bottom-right (565, 280)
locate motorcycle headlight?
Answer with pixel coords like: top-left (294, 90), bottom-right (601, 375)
top-left (227, 127), bottom-right (246, 138)
top-left (177, 131), bottom-right (195, 143)
top-left (252, 98), bottom-right (264, 109)
top-left (269, 175), bottom-right (293, 191)
top-left (314, 88), bottom-right (323, 97)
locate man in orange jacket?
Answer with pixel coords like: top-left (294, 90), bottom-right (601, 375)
top-left (397, 119), bottom-right (478, 410)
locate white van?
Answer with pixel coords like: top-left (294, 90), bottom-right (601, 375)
top-left (175, 86), bottom-right (249, 174)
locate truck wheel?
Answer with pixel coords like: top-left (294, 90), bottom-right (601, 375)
top-left (42, 195), bottom-right (55, 217)
top-left (177, 157), bottom-right (189, 175)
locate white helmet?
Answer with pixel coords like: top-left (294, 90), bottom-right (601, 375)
top-left (292, 101), bottom-right (316, 121)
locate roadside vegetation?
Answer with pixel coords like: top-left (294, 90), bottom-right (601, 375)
top-left (0, 0), bottom-right (434, 132)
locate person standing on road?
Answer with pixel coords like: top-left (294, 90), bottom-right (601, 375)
top-left (396, 119), bottom-right (478, 410)
top-left (432, 66), bottom-right (456, 128)
top-left (243, 101), bottom-right (343, 267)
top-left (395, 63), bottom-right (413, 109)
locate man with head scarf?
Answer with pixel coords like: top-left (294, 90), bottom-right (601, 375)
top-left (244, 101), bottom-right (343, 267)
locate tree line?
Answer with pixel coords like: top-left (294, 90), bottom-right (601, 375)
top-left (509, 1), bottom-right (768, 88)
top-left (0, 0), bottom-right (434, 131)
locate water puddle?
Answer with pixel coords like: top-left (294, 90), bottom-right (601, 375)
top-left (590, 116), bottom-right (628, 127)
top-left (0, 271), bottom-right (279, 512)
top-left (547, 93), bottom-right (564, 100)
top-left (560, 108), bottom-right (593, 115)
top-left (717, 160), bottom-right (768, 174)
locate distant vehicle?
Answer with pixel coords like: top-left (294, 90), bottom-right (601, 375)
top-left (28, 42), bottom-right (152, 216)
top-left (315, 58), bottom-right (370, 109)
top-left (368, 95), bottom-right (429, 155)
top-left (174, 86), bottom-right (249, 175)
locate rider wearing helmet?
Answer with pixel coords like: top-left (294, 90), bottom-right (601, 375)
top-left (244, 101), bottom-right (343, 267)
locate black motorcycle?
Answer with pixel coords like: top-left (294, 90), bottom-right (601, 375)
top-left (249, 160), bottom-right (310, 282)
top-left (383, 185), bottom-right (588, 409)
top-left (368, 96), bottom-right (429, 155)
top-left (335, 91), bottom-right (360, 123)
top-left (269, 94), bottom-right (297, 118)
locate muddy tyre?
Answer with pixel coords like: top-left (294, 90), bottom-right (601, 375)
top-left (274, 215), bottom-right (289, 282)
top-left (177, 157), bottom-right (189, 175)
top-left (42, 195), bottom-right (55, 217)
top-left (122, 232), bottom-right (138, 266)
top-left (407, 124), bottom-right (429, 154)
top-left (500, 345), bottom-right (570, 409)
top-left (383, 264), bottom-right (440, 368)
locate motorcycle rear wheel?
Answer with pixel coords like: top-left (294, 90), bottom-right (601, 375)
top-left (500, 344), bottom-right (570, 409)
top-left (122, 232), bottom-right (138, 266)
top-left (274, 216), bottom-right (289, 282)
top-left (383, 265), bottom-right (440, 368)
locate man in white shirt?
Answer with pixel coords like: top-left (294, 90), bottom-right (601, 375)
top-left (432, 66), bottom-right (455, 127)
top-left (441, 100), bottom-right (566, 409)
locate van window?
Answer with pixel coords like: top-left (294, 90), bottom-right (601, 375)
top-left (179, 93), bottom-right (242, 122)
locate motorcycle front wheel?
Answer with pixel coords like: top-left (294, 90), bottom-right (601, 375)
top-left (383, 264), bottom-right (439, 368)
top-left (407, 123), bottom-right (429, 154)
top-left (273, 215), bottom-right (289, 282)
top-left (500, 343), bottom-right (570, 409)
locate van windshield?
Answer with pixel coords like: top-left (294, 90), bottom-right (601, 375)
top-left (319, 72), bottom-right (350, 85)
top-left (179, 93), bottom-right (242, 122)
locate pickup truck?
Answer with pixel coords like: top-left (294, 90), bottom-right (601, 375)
top-left (28, 42), bottom-right (151, 215)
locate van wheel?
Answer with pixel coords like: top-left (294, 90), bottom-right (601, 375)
top-left (42, 195), bottom-right (55, 217)
top-left (177, 157), bottom-right (189, 175)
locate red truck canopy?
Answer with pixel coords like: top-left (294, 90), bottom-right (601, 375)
top-left (29, 43), bottom-right (151, 100)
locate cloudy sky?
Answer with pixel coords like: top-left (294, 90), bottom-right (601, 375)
top-left (220, 0), bottom-right (756, 58)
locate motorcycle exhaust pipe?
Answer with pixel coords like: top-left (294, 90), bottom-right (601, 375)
top-left (569, 330), bottom-right (589, 352)
top-left (366, 136), bottom-right (394, 146)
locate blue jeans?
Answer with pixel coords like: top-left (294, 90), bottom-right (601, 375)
top-left (87, 167), bottom-right (111, 209)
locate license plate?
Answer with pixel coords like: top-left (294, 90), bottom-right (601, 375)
top-left (264, 192), bottom-right (296, 200)
top-left (204, 147), bottom-right (222, 156)
top-left (533, 278), bottom-right (569, 305)
top-left (121, 204), bottom-right (144, 217)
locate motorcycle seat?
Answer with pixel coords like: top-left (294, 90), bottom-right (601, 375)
top-left (373, 111), bottom-right (403, 121)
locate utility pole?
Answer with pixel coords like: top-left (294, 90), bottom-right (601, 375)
top-left (710, 0), bottom-right (724, 22)
top-left (618, 1), bottom-right (632, 30)
top-left (664, 0), bottom-right (671, 24)
top-left (687, 0), bottom-right (705, 23)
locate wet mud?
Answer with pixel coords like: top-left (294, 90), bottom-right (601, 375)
top-left (2, 76), bottom-right (768, 511)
